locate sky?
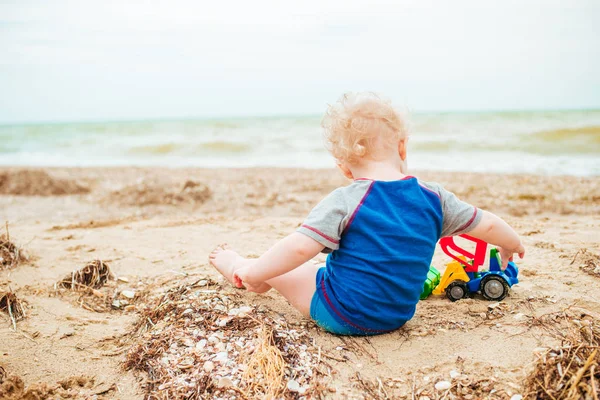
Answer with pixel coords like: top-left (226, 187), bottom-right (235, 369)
top-left (0, 0), bottom-right (599, 124)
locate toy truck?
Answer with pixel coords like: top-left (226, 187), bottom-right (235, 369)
top-left (428, 234), bottom-right (519, 301)
top-left (433, 235), bottom-right (519, 301)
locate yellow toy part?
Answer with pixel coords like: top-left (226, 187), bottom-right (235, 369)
top-left (432, 258), bottom-right (471, 296)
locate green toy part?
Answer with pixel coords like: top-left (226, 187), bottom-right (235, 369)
top-left (420, 265), bottom-right (441, 300)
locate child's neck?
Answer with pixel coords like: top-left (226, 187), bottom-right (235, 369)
top-left (350, 160), bottom-right (407, 182)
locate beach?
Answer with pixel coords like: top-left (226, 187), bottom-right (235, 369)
top-left (0, 166), bottom-right (599, 398)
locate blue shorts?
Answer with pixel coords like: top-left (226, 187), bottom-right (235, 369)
top-left (309, 291), bottom-right (373, 335)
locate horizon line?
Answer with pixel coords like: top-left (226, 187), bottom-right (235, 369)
top-left (1, 106), bottom-right (599, 127)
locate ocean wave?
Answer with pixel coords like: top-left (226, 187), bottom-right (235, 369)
top-left (411, 126), bottom-right (600, 154)
top-left (531, 125), bottom-right (600, 142)
top-left (128, 141), bottom-right (253, 155)
top-left (197, 141), bottom-right (252, 153)
top-left (525, 126), bottom-right (600, 154)
top-left (129, 143), bottom-right (184, 154)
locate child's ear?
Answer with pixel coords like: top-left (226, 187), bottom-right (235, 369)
top-left (398, 138), bottom-right (408, 161)
top-left (337, 163), bottom-right (354, 180)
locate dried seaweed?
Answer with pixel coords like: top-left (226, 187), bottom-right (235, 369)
top-left (0, 373), bottom-right (103, 400)
top-left (56, 260), bottom-right (114, 290)
top-left (523, 309), bottom-right (600, 400)
top-left (0, 291), bottom-right (26, 329)
top-left (0, 169), bottom-right (89, 196)
top-left (571, 249), bottom-right (600, 278)
top-left (124, 277), bottom-right (327, 399)
top-left (240, 326), bottom-right (286, 398)
top-left (109, 180), bottom-right (212, 207)
top-left (0, 223), bottom-right (26, 269)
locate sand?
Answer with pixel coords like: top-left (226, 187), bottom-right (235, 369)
top-left (0, 166), bottom-right (599, 399)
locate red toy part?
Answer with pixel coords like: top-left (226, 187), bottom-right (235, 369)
top-left (439, 234), bottom-right (488, 272)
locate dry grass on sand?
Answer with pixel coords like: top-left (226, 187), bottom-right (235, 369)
top-left (0, 224), bottom-right (27, 270)
top-left (0, 291), bottom-right (26, 330)
top-left (523, 308), bottom-right (600, 400)
top-left (56, 260), bottom-right (114, 291)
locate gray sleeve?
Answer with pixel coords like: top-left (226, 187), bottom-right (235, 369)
top-left (421, 181), bottom-right (482, 237)
top-left (296, 188), bottom-right (348, 251)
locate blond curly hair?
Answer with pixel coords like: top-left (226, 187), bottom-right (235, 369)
top-left (322, 92), bottom-right (408, 165)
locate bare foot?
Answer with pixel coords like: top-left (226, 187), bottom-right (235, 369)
top-left (209, 245), bottom-right (247, 285)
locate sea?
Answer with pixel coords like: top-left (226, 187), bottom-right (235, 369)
top-left (1, 110), bottom-right (599, 176)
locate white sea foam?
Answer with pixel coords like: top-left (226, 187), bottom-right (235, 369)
top-left (1, 110), bottom-right (599, 175)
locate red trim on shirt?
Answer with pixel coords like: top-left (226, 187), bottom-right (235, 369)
top-left (354, 176), bottom-right (414, 182)
top-left (343, 181), bottom-right (374, 233)
top-left (418, 184), bottom-right (441, 200)
top-left (453, 208), bottom-right (479, 234)
top-left (301, 225), bottom-right (339, 244)
top-left (320, 278), bottom-right (392, 333)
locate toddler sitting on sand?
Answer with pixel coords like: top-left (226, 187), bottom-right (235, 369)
top-left (210, 92), bottom-right (525, 335)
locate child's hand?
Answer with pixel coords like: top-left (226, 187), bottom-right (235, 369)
top-left (232, 266), bottom-right (265, 292)
top-left (497, 243), bottom-right (525, 270)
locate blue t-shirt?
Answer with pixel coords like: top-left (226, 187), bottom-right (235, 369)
top-left (297, 176), bottom-right (481, 333)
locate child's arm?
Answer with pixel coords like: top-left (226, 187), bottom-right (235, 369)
top-left (423, 181), bottom-right (526, 269)
top-left (466, 210), bottom-right (525, 268)
top-left (232, 232), bottom-right (325, 291)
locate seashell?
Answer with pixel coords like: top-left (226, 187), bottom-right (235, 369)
top-left (203, 361), bottom-right (214, 372)
top-left (177, 357), bottom-right (195, 369)
top-left (120, 290), bottom-right (136, 299)
top-left (287, 379), bottom-right (300, 392)
top-left (217, 376), bottom-right (234, 388)
top-left (214, 352), bottom-right (228, 363)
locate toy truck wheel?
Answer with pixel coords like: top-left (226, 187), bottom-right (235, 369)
top-left (446, 281), bottom-right (469, 302)
top-left (481, 275), bottom-right (510, 301)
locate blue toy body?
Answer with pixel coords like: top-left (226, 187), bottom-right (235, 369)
top-left (465, 257), bottom-right (519, 295)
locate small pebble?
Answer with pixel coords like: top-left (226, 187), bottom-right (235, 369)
top-left (510, 395), bottom-right (523, 400)
top-left (435, 381), bottom-right (451, 391)
top-left (450, 370), bottom-right (460, 379)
